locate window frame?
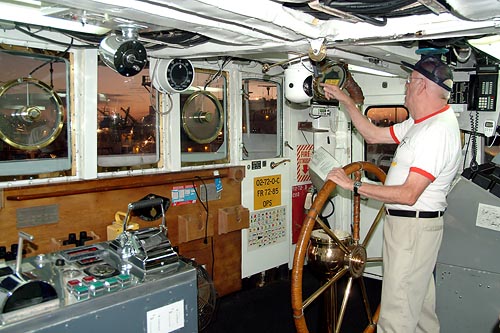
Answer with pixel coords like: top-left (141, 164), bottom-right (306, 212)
top-left (241, 77), bottom-right (283, 160)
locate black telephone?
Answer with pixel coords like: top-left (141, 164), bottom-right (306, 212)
top-left (468, 65), bottom-right (499, 111)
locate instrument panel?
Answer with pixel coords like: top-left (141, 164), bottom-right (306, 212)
top-left (0, 238), bottom-right (197, 333)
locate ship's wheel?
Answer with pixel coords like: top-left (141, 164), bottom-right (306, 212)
top-left (292, 161), bottom-right (386, 333)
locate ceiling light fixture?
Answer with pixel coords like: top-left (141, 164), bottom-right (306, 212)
top-left (348, 64), bottom-right (398, 77)
top-left (468, 35), bottom-right (500, 61)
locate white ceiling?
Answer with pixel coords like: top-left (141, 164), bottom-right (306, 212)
top-left (0, 0), bottom-right (499, 75)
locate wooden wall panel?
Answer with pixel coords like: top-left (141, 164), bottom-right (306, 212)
top-left (0, 166), bottom-right (246, 296)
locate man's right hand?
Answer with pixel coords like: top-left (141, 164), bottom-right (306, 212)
top-left (320, 83), bottom-right (355, 107)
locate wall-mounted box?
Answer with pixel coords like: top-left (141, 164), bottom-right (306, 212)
top-left (218, 205), bottom-right (249, 235)
top-left (177, 212), bottom-right (214, 243)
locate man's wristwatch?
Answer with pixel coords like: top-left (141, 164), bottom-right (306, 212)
top-left (353, 181), bottom-right (362, 195)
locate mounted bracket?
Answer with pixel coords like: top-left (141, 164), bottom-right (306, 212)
top-left (308, 38), bottom-right (327, 62)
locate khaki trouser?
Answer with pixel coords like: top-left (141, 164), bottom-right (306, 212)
top-left (377, 214), bottom-right (443, 333)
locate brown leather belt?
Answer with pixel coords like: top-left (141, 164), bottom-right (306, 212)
top-left (385, 209), bottom-right (445, 218)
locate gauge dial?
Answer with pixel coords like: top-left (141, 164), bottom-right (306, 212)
top-left (167, 59), bottom-right (195, 92)
top-left (153, 58), bottom-right (195, 93)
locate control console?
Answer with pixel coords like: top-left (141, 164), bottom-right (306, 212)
top-left (0, 238), bottom-right (197, 332)
top-left (0, 195), bottom-right (198, 333)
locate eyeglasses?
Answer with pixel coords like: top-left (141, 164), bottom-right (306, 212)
top-left (406, 76), bottom-right (423, 84)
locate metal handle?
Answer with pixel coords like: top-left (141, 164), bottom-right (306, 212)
top-left (284, 141), bottom-right (294, 151)
top-left (270, 159), bottom-right (291, 169)
top-left (123, 197), bottom-right (165, 231)
top-left (16, 231), bottom-right (34, 276)
top-left (128, 197), bottom-right (164, 211)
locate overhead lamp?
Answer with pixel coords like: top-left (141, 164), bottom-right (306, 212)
top-left (468, 35), bottom-right (500, 61)
top-left (99, 27), bottom-right (147, 77)
top-left (348, 64), bottom-right (398, 77)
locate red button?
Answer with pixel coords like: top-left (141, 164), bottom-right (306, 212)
top-left (82, 276), bottom-right (95, 284)
top-left (67, 279), bottom-right (80, 287)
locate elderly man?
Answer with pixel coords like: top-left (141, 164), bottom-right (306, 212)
top-left (321, 55), bottom-right (461, 333)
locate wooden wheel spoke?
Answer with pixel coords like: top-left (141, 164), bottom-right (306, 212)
top-left (303, 267), bottom-right (348, 310)
top-left (363, 305), bottom-right (381, 333)
top-left (291, 161), bottom-right (386, 333)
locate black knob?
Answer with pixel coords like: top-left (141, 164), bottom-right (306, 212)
top-left (5, 252), bottom-right (15, 261)
top-left (68, 233), bottom-right (77, 244)
top-left (55, 258), bottom-right (65, 266)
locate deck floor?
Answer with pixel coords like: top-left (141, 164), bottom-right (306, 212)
top-left (204, 266), bottom-right (382, 333)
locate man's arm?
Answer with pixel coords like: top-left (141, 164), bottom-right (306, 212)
top-left (321, 83), bottom-right (395, 144)
top-left (327, 168), bottom-right (431, 205)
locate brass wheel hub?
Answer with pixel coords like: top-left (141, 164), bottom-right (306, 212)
top-left (348, 245), bottom-right (367, 278)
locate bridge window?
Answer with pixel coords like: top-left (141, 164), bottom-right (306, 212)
top-left (241, 79), bottom-right (282, 160)
top-left (364, 105), bottom-right (408, 181)
top-left (0, 48), bottom-right (71, 182)
top-left (97, 65), bottom-right (159, 172)
top-left (180, 68), bottom-right (228, 165)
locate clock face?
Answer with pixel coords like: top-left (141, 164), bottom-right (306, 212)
top-left (166, 59), bottom-right (195, 92)
top-left (152, 58), bottom-right (195, 94)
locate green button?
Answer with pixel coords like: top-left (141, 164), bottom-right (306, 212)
top-left (106, 277), bottom-right (118, 285)
top-left (74, 285), bottom-right (89, 293)
top-left (91, 281), bottom-right (104, 288)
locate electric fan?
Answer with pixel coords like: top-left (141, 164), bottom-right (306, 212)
top-left (181, 90), bottom-right (223, 144)
top-left (181, 257), bottom-right (217, 331)
top-left (0, 77), bottom-right (64, 150)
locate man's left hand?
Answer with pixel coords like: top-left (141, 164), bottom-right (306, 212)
top-left (326, 168), bottom-right (353, 191)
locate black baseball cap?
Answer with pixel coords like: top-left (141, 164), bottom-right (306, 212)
top-left (401, 55), bottom-right (453, 92)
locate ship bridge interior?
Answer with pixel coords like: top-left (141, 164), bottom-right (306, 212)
top-left (1, 1), bottom-right (500, 333)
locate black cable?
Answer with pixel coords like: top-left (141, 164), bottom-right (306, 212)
top-left (191, 176), bottom-right (215, 278)
top-left (308, 110), bottom-right (321, 119)
top-left (300, 130), bottom-right (311, 145)
top-left (283, 1), bottom-right (432, 22)
top-left (301, 59), bottom-right (314, 74)
top-left (311, 190), bottom-right (335, 220)
top-left (384, 5), bottom-right (432, 17)
top-left (59, 31), bottom-right (103, 45)
top-left (29, 60), bottom-right (53, 77)
top-left (210, 236), bottom-right (215, 279)
top-left (462, 129), bottom-right (472, 171)
top-left (192, 176), bottom-right (209, 244)
top-left (327, 0), bottom-right (412, 13)
top-left (15, 25), bottom-right (91, 49)
top-left (50, 63), bottom-right (54, 88)
top-left (326, 0), bottom-right (415, 15)
top-left (322, 0), bottom-right (433, 23)
top-left (352, 13), bottom-right (387, 26)
top-left (326, 0), bottom-right (388, 4)
top-left (469, 110), bottom-right (479, 171)
top-left (204, 57), bottom-right (231, 90)
top-left (28, 39), bottom-right (73, 77)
